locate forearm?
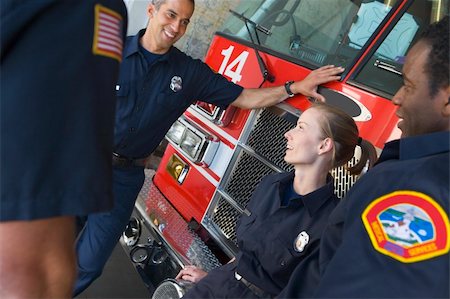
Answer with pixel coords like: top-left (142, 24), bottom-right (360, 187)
top-left (232, 86), bottom-right (288, 109)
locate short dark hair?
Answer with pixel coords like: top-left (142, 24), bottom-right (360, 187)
top-left (420, 15), bottom-right (449, 97)
top-left (152, 0), bottom-right (195, 10)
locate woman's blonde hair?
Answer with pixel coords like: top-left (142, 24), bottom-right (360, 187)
top-left (312, 103), bottom-right (377, 175)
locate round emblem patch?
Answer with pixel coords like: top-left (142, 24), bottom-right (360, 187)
top-left (170, 76), bottom-right (182, 92)
top-left (362, 190), bottom-right (450, 263)
top-left (293, 231), bottom-right (309, 252)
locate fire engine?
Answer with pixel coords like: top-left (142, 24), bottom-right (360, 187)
top-left (121, 0), bottom-right (448, 297)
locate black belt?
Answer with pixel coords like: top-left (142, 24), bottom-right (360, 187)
top-left (112, 152), bottom-right (147, 168)
top-left (234, 272), bottom-right (272, 298)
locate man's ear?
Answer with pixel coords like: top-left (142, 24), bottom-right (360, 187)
top-left (318, 137), bottom-right (333, 155)
top-left (442, 86), bottom-right (450, 117)
top-left (147, 3), bottom-right (156, 18)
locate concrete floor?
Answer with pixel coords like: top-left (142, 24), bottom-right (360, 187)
top-left (75, 243), bottom-right (151, 299)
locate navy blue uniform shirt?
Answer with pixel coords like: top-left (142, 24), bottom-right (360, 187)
top-left (183, 171), bottom-right (338, 298)
top-left (1, 0), bottom-right (127, 220)
top-left (305, 131), bottom-right (449, 298)
top-left (114, 29), bottom-right (243, 159)
top-left (235, 171), bottom-right (338, 296)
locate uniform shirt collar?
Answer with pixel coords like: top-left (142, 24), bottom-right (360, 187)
top-left (123, 29), bottom-right (143, 57)
top-left (378, 131), bottom-right (449, 164)
top-left (124, 29), bottom-right (176, 63)
top-left (278, 172), bottom-right (335, 216)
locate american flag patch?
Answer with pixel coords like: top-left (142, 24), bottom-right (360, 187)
top-left (92, 4), bottom-right (124, 62)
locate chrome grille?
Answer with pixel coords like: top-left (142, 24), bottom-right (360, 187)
top-left (331, 155), bottom-right (360, 199)
top-left (210, 150), bottom-right (278, 247)
top-left (210, 196), bottom-right (241, 243)
top-left (246, 108), bottom-right (295, 171)
top-left (224, 150), bottom-right (278, 206)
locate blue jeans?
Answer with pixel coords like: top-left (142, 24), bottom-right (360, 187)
top-left (73, 167), bottom-right (145, 296)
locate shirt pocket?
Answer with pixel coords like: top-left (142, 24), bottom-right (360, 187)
top-left (115, 83), bottom-right (130, 97)
top-left (263, 233), bottom-right (316, 279)
top-left (115, 83), bottom-right (134, 123)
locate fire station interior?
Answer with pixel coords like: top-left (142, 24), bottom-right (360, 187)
top-left (77, 0), bottom-right (447, 298)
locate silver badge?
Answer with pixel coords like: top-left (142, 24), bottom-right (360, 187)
top-left (170, 76), bottom-right (182, 92)
top-left (294, 231), bottom-right (309, 252)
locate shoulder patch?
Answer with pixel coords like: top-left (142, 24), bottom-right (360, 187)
top-left (92, 4), bottom-right (124, 62)
top-left (362, 190), bottom-right (449, 263)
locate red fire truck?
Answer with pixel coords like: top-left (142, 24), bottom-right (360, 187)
top-left (121, 0), bottom-right (448, 296)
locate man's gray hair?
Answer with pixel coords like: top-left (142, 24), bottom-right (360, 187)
top-left (152, 0), bottom-right (195, 10)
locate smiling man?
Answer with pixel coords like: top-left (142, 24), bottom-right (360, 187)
top-left (73, 0), bottom-right (344, 295)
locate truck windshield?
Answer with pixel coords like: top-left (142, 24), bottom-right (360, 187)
top-left (219, 0), bottom-right (399, 68)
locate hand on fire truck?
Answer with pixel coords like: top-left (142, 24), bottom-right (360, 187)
top-left (231, 65), bottom-right (344, 109)
top-left (176, 265), bottom-right (208, 283)
top-left (290, 65), bottom-right (345, 102)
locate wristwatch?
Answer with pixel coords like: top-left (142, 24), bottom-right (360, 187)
top-left (284, 81), bottom-right (295, 97)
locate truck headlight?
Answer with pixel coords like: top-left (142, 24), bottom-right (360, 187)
top-left (165, 116), bottom-right (219, 166)
top-left (166, 121), bottom-right (185, 144)
top-left (180, 130), bottom-right (202, 158)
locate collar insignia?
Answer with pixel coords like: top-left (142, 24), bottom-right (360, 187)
top-left (362, 190), bottom-right (449, 263)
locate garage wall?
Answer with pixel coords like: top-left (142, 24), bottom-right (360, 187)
top-left (124, 0), bottom-right (241, 60)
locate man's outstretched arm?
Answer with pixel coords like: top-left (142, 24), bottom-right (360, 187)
top-left (231, 65), bottom-right (344, 109)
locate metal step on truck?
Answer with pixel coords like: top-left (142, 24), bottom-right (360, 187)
top-left (120, 0), bottom-right (448, 297)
